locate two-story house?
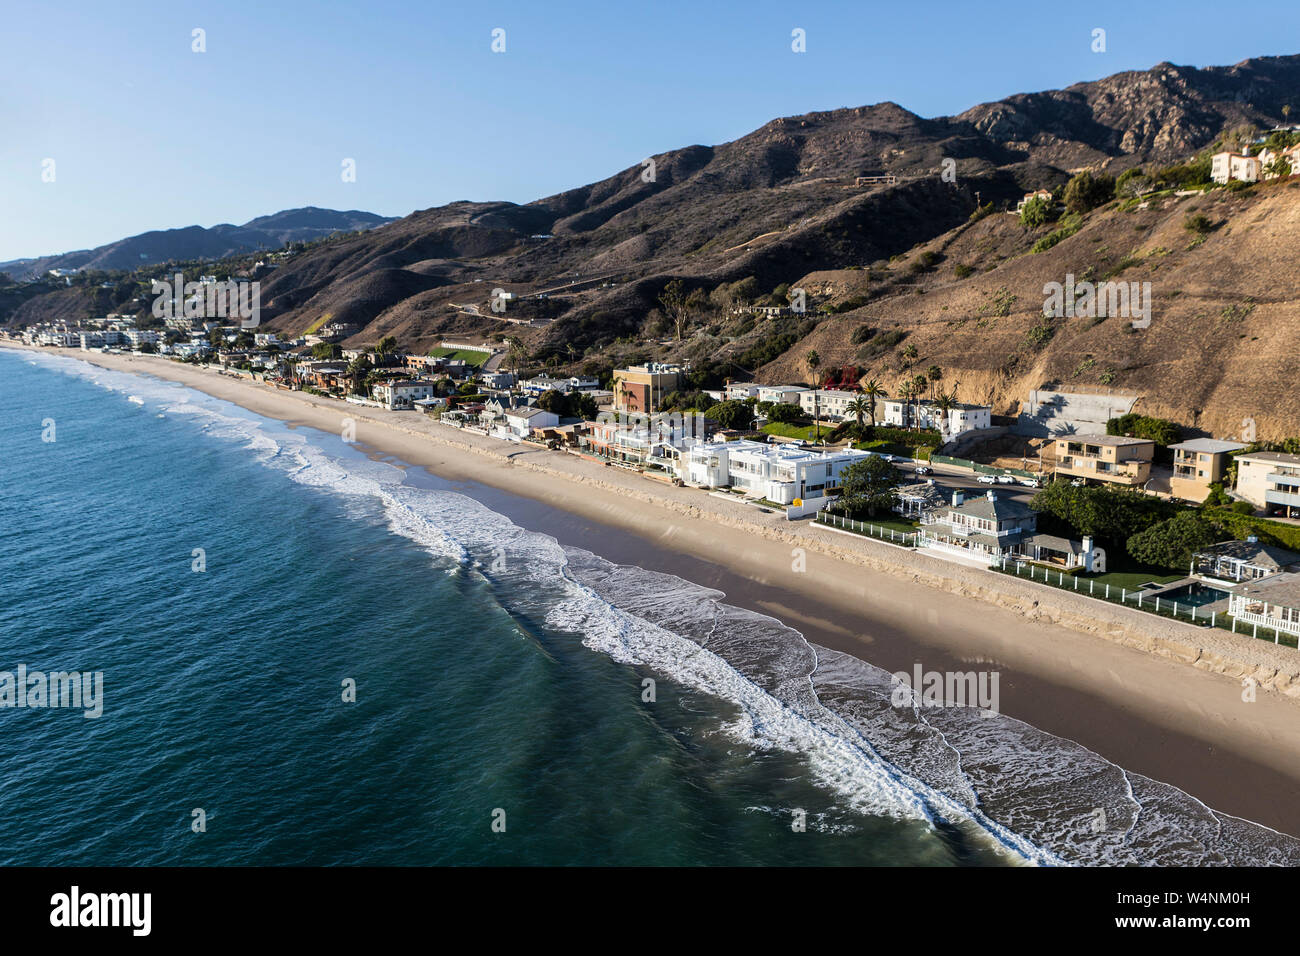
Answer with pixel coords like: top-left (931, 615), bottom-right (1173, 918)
top-left (1234, 451), bottom-right (1300, 518)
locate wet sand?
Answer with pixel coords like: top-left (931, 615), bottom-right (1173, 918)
top-left (14, 343), bottom-right (1300, 840)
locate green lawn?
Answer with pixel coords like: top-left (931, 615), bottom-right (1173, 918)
top-left (1075, 568), bottom-right (1185, 590)
top-left (428, 347), bottom-right (491, 367)
top-left (762, 421), bottom-right (820, 440)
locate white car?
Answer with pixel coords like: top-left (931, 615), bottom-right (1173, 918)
top-left (977, 475), bottom-right (997, 484)
top-left (1019, 478), bottom-right (1040, 488)
top-left (996, 474), bottom-right (1016, 484)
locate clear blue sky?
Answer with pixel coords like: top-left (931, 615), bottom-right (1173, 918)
top-left (2, 0), bottom-right (1295, 261)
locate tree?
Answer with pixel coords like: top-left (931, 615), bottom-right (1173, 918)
top-left (834, 456), bottom-right (901, 518)
top-left (925, 364), bottom-right (943, 400)
top-left (704, 400), bottom-right (754, 431)
top-left (1126, 512), bottom-right (1221, 570)
top-left (1063, 170), bottom-right (1116, 214)
top-left (805, 349), bottom-right (821, 388)
top-left (860, 379), bottom-right (887, 427)
top-left (766, 402), bottom-right (803, 424)
top-left (1019, 196), bottom-right (1052, 227)
top-left (846, 396), bottom-right (871, 428)
top-left (1266, 155), bottom-right (1293, 179)
top-left (311, 342), bottom-right (341, 360)
top-left (659, 279), bottom-right (694, 342)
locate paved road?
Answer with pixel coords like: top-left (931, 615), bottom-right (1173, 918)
top-left (892, 458), bottom-right (1040, 507)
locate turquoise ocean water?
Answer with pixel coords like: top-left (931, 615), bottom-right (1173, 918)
top-left (1, 348), bottom-right (1296, 866)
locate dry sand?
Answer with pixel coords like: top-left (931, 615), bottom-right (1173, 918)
top-left (12, 343), bottom-right (1300, 836)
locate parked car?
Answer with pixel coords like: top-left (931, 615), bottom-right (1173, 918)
top-left (1019, 477), bottom-right (1041, 488)
top-left (914, 465), bottom-right (933, 475)
top-left (977, 474), bottom-right (998, 484)
top-left (996, 474), bottom-right (1016, 484)
top-left (1070, 477), bottom-right (1086, 487)
top-left (880, 454), bottom-right (895, 462)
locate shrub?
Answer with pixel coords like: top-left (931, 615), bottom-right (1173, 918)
top-left (1064, 171), bottom-right (1116, 213)
top-left (1184, 213), bottom-right (1213, 235)
top-left (953, 263), bottom-right (975, 279)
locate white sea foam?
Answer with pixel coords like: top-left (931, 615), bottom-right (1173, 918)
top-left (24, 349), bottom-right (1300, 866)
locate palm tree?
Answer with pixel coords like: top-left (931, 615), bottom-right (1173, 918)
top-left (911, 374), bottom-right (929, 432)
top-left (805, 349), bottom-right (821, 388)
top-left (845, 396), bottom-right (871, 428)
top-left (897, 379), bottom-right (916, 429)
top-left (860, 379), bottom-right (887, 428)
top-left (925, 364), bottom-right (943, 400)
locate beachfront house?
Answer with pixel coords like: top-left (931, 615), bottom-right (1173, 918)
top-left (1234, 451), bottom-right (1300, 518)
top-left (372, 379), bottom-right (438, 409)
top-left (1051, 434), bottom-right (1154, 487)
top-left (678, 439), bottom-right (869, 515)
top-left (1018, 533), bottom-right (1105, 572)
top-left (919, 490), bottom-right (1038, 560)
top-left (1192, 538), bottom-right (1300, 586)
top-left (1168, 438), bottom-right (1248, 502)
top-left (1227, 573), bottom-right (1300, 639)
top-left (501, 406), bottom-right (560, 439)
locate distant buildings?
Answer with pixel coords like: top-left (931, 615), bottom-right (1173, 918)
top-left (1211, 150), bottom-right (1261, 184)
top-left (881, 398), bottom-right (991, 439)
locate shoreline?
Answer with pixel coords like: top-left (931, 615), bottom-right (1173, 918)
top-left (14, 342), bottom-right (1300, 838)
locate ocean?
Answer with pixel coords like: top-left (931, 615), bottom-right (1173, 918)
top-left (2, 347), bottom-right (1298, 866)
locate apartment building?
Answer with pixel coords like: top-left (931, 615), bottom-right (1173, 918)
top-left (1235, 451), bottom-right (1300, 517)
top-left (1052, 434), bottom-right (1154, 486)
top-left (612, 363), bottom-right (684, 414)
top-left (797, 389), bottom-right (859, 421)
top-left (881, 399), bottom-right (992, 439)
top-left (1168, 438), bottom-right (1247, 502)
top-left (756, 385), bottom-right (809, 405)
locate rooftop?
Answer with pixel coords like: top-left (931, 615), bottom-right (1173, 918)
top-left (945, 493), bottom-right (1036, 522)
top-left (1237, 451), bottom-right (1300, 466)
top-left (1059, 434), bottom-right (1155, 447)
top-left (1196, 539), bottom-right (1300, 570)
top-left (1233, 572), bottom-right (1300, 607)
top-left (1169, 438), bottom-right (1249, 455)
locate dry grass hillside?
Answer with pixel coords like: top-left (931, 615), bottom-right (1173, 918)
top-left (761, 181), bottom-right (1300, 440)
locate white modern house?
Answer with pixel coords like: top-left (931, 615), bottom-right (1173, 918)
top-left (678, 439), bottom-right (870, 515)
top-left (756, 385), bottom-right (810, 405)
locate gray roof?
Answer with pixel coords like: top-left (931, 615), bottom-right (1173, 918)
top-left (1233, 572), bottom-right (1300, 608)
top-left (1169, 438), bottom-right (1248, 455)
top-left (1059, 433), bottom-right (1154, 447)
top-left (506, 406), bottom-right (556, 419)
top-left (1023, 533), bottom-right (1083, 555)
top-left (1238, 451), bottom-right (1300, 466)
top-left (946, 495), bottom-right (1036, 522)
top-left (896, 482), bottom-right (949, 505)
top-left (1196, 539), bottom-right (1300, 570)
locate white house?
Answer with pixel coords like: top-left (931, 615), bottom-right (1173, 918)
top-left (725, 382), bottom-right (761, 401)
top-left (881, 398), bottom-right (991, 439)
top-left (502, 406), bottom-right (559, 438)
top-left (757, 385), bottom-right (810, 405)
top-left (798, 389), bottom-right (861, 422)
top-left (372, 379), bottom-right (438, 409)
top-left (678, 439), bottom-right (869, 511)
top-left (1211, 150), bottom-right (1262, 184)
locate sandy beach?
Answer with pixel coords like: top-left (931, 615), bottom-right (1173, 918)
top-left (13, 342), bottom-right (1300, 838)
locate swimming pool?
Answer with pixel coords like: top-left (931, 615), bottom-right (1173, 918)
top-left (1159, 583), bottom-right (1229, 607)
